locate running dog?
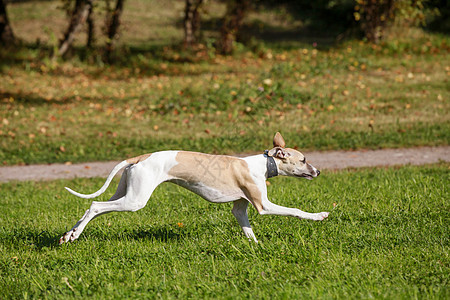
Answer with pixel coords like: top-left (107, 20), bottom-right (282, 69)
top-left (59, 132), bottom-right (329, 244)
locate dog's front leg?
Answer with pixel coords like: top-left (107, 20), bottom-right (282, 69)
top-left (259, 200), bottom-right (329, 221)
top-left (232, 199), bottom-right (258, 243)
top-left (242, 182), bottom-right (329, 221)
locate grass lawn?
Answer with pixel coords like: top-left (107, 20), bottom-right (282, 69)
top-left (0, 164), bottom-right (448, 298)
top-left (0, 1), bottom-right (449, 165)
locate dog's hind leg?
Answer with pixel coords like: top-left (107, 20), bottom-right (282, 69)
top-left (59, 165), bottom-right (161, 244)
top-left (109, 167), bottom-right (128, 201)
top-left (232, 199), bottom-right (258, 243)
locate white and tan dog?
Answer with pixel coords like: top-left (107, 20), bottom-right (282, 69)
top-left (60, 132), bottom-right (329, 244)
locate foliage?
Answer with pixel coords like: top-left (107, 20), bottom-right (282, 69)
top-left (354, 0), bottom-right (429, 43)
top-left (0, 164), bottom-right (448, 298)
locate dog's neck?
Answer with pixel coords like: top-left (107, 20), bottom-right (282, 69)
top-left (263, 150), bottom-right (278, 178)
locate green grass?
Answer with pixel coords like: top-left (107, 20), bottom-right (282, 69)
top-left (1, 164), bottom-right (448, 298)
top-left (0, 1), bottom-right (449, 165)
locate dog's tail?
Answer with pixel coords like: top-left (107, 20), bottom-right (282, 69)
top-left (65, 160), bottom-right (130, 199)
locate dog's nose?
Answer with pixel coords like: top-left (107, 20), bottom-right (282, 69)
top-left (317, 170), bottom-right (320, 176)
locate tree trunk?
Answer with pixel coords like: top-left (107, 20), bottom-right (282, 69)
top-left (361, 0), bottom-right (395, 44)
top-left (0, 0), bottom-right (15, 46)
top-left (183, 0), bottom-right (203, 48)
top-left (86, 2), bottom-right (95, 49)
top-left (57, 0), bottom-right (93, 57)
top-left (104, 0), bottom-right (125, 62)
top-left (217, 0), bottom-right (250, 55)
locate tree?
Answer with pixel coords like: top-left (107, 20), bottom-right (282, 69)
top-left (217, 0), bottom-right (251, 54)
top-left (0, 0), bottom-right (15, 46)
top-left (354, 0), bottom-right (427, 44)
top-left (57, 0), bottom-right (94, 57)
top-left (86, 2), bottom-right (95, 49)
top-left (183, 0), bottom-right (203, 48)
top-left (104, 0), bottom-right (125, 62)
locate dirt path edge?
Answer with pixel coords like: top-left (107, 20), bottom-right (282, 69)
top-left (1, 146), bottom-right (449, 183)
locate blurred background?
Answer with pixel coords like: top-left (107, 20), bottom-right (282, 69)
top-left (0, 0), bottom-right (448, 165)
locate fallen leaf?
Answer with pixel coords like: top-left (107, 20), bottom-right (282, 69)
top-left (395, 76), bottom-right (404, 82)
top-left (263, 78), bottom-right (273, 86)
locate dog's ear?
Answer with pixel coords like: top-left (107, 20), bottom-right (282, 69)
top-left (268, 147), bottom-right (289, 159)
top-left (273, 132), bottom-right (286, 148)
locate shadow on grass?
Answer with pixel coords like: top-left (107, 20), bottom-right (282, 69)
top-left (35, 230), bottom-right (61, 249)
top-left (109, 225), bottom-right (191, 243)
top-left (0, 91), bottom-right (100, 105)
top-left (1, 225), bottom-right (191, 251)
top-left (0, 2), bottom-right (357, 80)
top-left (201, 17), bottom-right (347, 50)
top-left (0, 6), bottom-right (352, 76)
top-left (0, 229), bottom-right (61, 250)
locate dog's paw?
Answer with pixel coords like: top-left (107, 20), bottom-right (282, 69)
top-left (321, 212), bottom-right (329, 220)
top-left (59, 228), bottom-right (78, 244)
top-left (314, 212), bottom-right (329, 221)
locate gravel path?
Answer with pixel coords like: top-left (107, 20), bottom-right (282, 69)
top-left (1, 146), bottom-right (448, 183)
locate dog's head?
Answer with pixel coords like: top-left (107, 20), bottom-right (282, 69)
top-left (267, 132), bottom-right (320, 180)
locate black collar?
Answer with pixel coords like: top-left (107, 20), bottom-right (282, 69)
top-left (263, 150), bottom-right (278, 178)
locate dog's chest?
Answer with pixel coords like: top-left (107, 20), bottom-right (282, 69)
top-left (169, 179), bottom-right (245, 203)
